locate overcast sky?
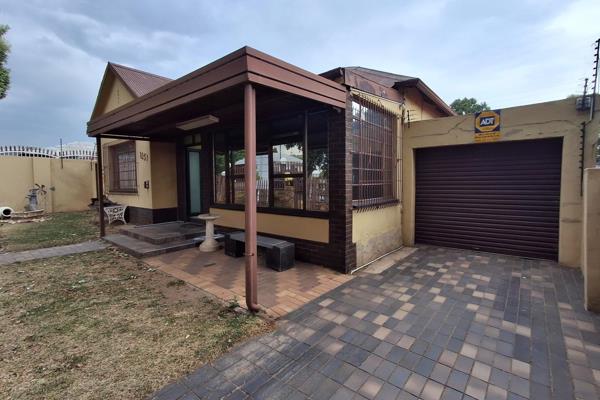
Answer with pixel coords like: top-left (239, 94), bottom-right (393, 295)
top-left (0, 0), bottom-right (599, 146)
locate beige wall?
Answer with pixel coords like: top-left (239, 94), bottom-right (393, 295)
top-left (350, 88), bottom-right (448, 268)
top-left (583, 168), bottom-right (600, 311)
top-left (404, 87), bottom-right (447, 122)
top-left (95, 71), bottom-right (177, 212)
top-left (100, 139), bottom-right (177, 211)
top-left (101, 139), bottom-right (153, 209)
top-left (0, 156), bottom-right (96, 213)
top-left (353, 206), bottom-right (403, 266)
top-left (210, 207), bottom-right (329, 243)
top-left (92, 73), bottom-right (135, 118)
top-left (150, 142), bottom-right (178, 209)
top-left (403, 97), bottom-right (600, 268)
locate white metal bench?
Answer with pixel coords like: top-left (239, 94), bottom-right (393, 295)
top-left (104, 205), bottom-right (127, 225)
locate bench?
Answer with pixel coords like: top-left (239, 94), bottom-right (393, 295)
top-left (224, 231), bottom-right (295, 272)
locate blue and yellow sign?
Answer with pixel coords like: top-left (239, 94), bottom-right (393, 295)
top-left (474, 109), bottom-right (501, 142)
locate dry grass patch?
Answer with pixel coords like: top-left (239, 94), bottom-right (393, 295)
top-left (0, 249), bottom-right (272, 399)
top-left (0, 211), bottom-right (98, 252)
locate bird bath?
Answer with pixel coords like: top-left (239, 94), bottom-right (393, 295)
top-left (192, 213), bottom-right (221, 252)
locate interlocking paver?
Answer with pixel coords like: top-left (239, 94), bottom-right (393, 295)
top-left (147, 246), bottom-right (600, 400)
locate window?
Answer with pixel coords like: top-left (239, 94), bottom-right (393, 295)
top-left (273, 142), bottom-right (303, 209)
top-left (351, 96), bottom-right (397, 207)
top-left (307, 112), bottom-right (329, 211)
top-left (109, 141), bottom-right (137, 192)
top-left (212, 111), bottom-right (328, 212)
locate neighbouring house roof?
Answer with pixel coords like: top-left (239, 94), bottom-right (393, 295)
top-left (108, 62), bottom-right (173, 98)
top-left (321, 66), bottom-right (455, 116)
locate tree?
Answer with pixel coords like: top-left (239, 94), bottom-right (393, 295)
top-left (0, 25), bottom-right (10, 99)
top-left (450, 97), bottom-right (490, 115)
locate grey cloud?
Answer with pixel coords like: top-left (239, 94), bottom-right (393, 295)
top-left (0, 0), bottom-right (598, 146)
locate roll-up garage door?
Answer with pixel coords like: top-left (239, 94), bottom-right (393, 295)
top-left (415, 138), bottom-right (562, 260)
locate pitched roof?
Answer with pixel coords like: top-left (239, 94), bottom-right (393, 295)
top-left (321, 66), bottom-right (455, 116)
top-left (108, 62), bottom-right (172, 98)
top-left (340, 66), bottom-right (417, 88)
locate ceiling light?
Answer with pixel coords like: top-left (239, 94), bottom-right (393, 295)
top-left (176, 115), bottom-right (219, 131)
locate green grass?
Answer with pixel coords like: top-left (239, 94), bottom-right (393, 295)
top-left (0, 249), bottom-right (272, 400)
top-left (0, 211), bottom-right (98, 252)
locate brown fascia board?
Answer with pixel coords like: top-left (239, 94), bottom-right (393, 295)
top-left (87, 46), bottom-right (347, 137)
top-left (394, 79), bottom-right (456, 116)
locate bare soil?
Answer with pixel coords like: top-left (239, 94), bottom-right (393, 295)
top-left (0, 248), bottom-right (273, 399)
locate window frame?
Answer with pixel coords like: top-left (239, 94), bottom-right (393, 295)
top-left (351, 95), bottom-right (398, 208)
top-left (211, 110), bottom-right (329, 215)
top-left (108, 140), bottom-right (138, 194)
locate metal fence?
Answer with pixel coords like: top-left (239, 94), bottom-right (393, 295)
top-left (0, 145), bottom-right (96, 160)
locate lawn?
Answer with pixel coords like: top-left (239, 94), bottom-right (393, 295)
top-left (0, 211), bottom-right (98, 252)
top-left (0, 249), bottom-right (272, 400)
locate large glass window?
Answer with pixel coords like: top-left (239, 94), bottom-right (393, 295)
top-left (213, 111), bottom-right (328, 212)
top-left (307, 112), bottom-right (329, 211)
top-left (273, 142), bottom-right (303, 209)
top-left (351, 97), bottom-right (397, 207)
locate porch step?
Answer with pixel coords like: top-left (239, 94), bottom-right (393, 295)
top-left (119, 221), bottom-right (205, 245)
top-left (103, 234), bottom-right (199, 258)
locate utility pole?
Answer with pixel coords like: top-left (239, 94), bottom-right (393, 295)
top-left (591, 38), bottom-right (599, 121)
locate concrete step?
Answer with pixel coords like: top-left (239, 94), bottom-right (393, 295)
top-left (103, 234), bottom-right (199, 258)
top-left (118, 222), bottom-right (205, 245)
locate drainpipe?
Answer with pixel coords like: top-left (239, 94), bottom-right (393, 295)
top-left (96, 135), bottom-right (106, 237)
top-left (244, 84), bottom-right (260, 313)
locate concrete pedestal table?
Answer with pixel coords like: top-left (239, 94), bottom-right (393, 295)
top-left (194, 214), bottom-right (221, 252)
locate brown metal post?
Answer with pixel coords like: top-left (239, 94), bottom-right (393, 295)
top-left (96, 136), bottom-right (106, 237)
top-left (244, 84), bottom-right (260, 313)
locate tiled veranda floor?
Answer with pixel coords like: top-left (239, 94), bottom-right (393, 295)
top-left (150, 246), bottom-right (600, 400)
top-left (145, 248), bottom-right (353, 318)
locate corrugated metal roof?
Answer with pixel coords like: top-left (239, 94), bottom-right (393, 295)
top-left (342, 66), bottom-right (416, 88)
top-left (321, 66), bottom-right (454, 116)
top-left (109, 62), bottom-right (172, 98)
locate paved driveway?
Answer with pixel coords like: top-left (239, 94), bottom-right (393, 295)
top-left (151, 246), bottom-right (600, 400)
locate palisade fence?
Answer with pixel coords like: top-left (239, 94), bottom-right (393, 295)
top-left (0, 145), bottom-right (97, 160)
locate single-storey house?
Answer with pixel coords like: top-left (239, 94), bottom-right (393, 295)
top-left (88, 46), bottom-right (599, 276)
top-left (88, 46), bottom-right (453, 274)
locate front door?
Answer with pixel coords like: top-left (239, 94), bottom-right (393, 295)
top-left (187, 149), bottom-right (202, 216)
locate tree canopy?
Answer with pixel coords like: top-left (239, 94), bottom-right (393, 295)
top-left (0, 25), bottom-right (10, 100)
top-left (450, 97), bottom-right (490, 115)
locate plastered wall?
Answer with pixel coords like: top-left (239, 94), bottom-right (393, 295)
top-left (403, 97), bottom-right (600, 268)
top-left (95, 71), bottom-right (177, 212)
top-left (404, 87), bottom-right (447, 122)
top-left (583, 168), bottom-right (600, 311)
top-left (0, 156), bottom-right (96, 213)
top-left (352, 206), bottom-right (403, 266)
top-left (350, 90), bottom-right (405, 267)
top-left (150, 142), bottom-right (177, 209)
top-left (210, 207), bottom-right (329, 243)
top-left (92, 73), bottom-right (135, 118)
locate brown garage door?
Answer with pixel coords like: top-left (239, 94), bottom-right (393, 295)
top-left (415, 138), bottom-right (562, 260)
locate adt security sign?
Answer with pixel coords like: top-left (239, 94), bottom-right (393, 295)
top-left (474, 109), bottom-right (501, 142)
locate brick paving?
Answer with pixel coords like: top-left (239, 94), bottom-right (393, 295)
top-left (145, 248), bottom-right (353, 318)
top-left (0, 240), bottom-right (108, 266)
top-left (149, 246), bottom-right (600, 400)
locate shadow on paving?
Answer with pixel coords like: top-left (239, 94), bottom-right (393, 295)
top-left (149, 246), bottom-right (600, 400)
